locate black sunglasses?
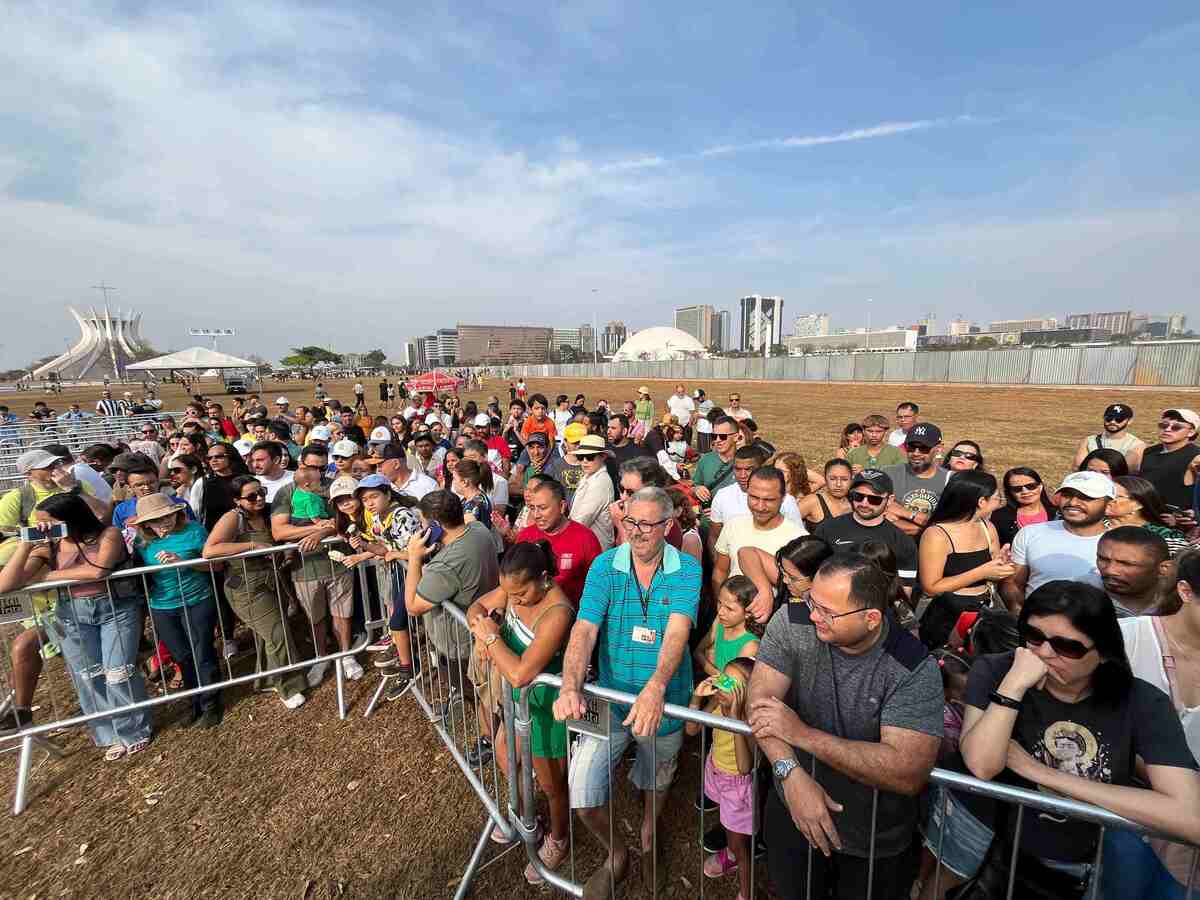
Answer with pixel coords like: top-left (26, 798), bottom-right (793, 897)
top-left (1020, 622), bottom-right (1094, 660)
top-left (848, 491), bottom-right (886, 507)
top-left (240, 491), bottom-right (265, 502)
top-left (1008, 481), bottom-right (1041, 493)
top-left (1103, 414), bottom-right (1127, 422)
top-left (712, 432), bottom-right (735, 441)
top-left (948, 450), bottom-right (981, 462)
top-left (907, 443), bottom-right (935, 453)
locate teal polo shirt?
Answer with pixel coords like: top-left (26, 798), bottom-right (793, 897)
top-left (578, 542), bottom-right (701, 735)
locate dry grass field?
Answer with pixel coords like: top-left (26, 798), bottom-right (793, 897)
top-left (1, 375), bottom-right (1197, 899)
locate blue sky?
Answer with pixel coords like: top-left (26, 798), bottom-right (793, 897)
top-left (0, 2), bottom-right (1197, 366)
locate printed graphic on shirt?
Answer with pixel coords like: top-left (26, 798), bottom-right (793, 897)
top-left (898, 487), bottom-right (941, 517)
top-left (1036, 720), bottom-right (1109, 781)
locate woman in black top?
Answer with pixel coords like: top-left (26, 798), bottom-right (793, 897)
top-left (991, 466), bottom-right (1058, 547)
top-left (960, 581), bottom-right (1200, 897)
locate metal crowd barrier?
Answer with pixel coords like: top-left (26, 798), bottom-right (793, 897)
top-left (0, 411), bottom-right (185, 490)
top-left (408, 599), bottom-right (1199, 900)
top-left (0, 538), bottom-right (382, 814)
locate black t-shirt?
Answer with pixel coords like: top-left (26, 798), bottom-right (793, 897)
top-left (1139, 443), bottom-right (1200, 509)
top-left (963, 651), bottom-right (1197, 862)
top-left (609, 441), bottom-right (651, 468)
top-left (812, 514), bottom-right (918, 587)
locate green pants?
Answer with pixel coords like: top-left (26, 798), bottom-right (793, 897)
top-left (227, 584), bottom-right (307, 698)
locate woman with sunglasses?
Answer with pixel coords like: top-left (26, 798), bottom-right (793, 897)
top-left (943, 440), bottom-right (985, 473)
top-left (1107, 550), bottom-right (1200, 898)
top-left (955, 580), bottom-right (1200, 899)
top-left (203, 475), bottom-right (308, 710)
top-left (991, 467), bottom-right (1058, 547)
top-left (168, 453), bottom-right (206, 520)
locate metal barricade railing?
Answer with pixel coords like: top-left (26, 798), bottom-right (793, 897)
top-left (0, 537), bottom-right (383, 815)
top-left (406, 597), bottom-right (1199, 899)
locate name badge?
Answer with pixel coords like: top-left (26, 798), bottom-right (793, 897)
top-left (632, 625), bottom-right (658, 645)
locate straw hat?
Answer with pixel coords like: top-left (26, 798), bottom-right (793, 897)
top-left (574, 434), bottom-right (612, 457)
top-left (130, 494), bottom-right (183, 525)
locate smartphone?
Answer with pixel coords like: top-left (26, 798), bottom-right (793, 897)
top-left (715, 674), bottom-right (738, 692)
top-left (20, 524), bottom-right (65, 543)
top-left (425, 522), bottom-right (445, 546)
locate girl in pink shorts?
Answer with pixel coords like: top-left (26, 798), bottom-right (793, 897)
top-left (687, 655), bottom-right (757, 900)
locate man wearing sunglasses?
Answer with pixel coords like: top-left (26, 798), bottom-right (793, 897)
top-left (881, 423), bottom-right (949, 537)
top-left (811, 470), bottom-right (919, 594)
top-left (1001, 471), bottom-right (1112, 613)
top-left (1072, 403), bottom-right (1144, 469)
top-left (692, 415), bottom-right (740, 511)
top-left (747, 553), bottom-right (942, 900)
top-left (1130, 408), bottom-right (1200, 515)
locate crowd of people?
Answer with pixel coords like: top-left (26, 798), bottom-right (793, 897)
top-left (1, 383), bottom-right (1200, 899)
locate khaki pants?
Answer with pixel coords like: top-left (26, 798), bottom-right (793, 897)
top-left (227, 584), bottom-right (307, 698)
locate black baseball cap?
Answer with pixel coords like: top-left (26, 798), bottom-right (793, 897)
top-left (1104, 404), bottom-right (1132, 420)
top-left (525, 432), bottom-right (549, 447)
top-left (850, 469), bottom-right (893, 494)
top-left (905, 423), bottom-right (942, 448)
top-left (367, 443), bottom-right (407, 463)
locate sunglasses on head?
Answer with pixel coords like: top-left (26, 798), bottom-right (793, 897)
top-left (848, 490), bottom-right (886, 507)
top-left (1019, 622), bottom-right (1094, 660)
top-left (240, 491), bottom-right (265, 501)
top-left (948, 449), bottom-right (981, 461)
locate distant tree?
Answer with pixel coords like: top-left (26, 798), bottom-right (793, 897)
top-left (281, 346), bottom-right (343, 367)
top-left (1110, 334), bottom-right (1133, 345)
top-left (974, 336), bottom-right (998, 349)
top-left (558, 345), bottom-right (579, 364)
top-left (362, 349), bottom-right (387, 367)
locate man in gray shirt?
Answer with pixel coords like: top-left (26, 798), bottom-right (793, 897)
top-left (748, 552), bottom-right (942, 900)
top-left (882, 422), bottom-right (950, 537)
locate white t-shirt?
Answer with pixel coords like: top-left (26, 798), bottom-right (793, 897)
top-left (710, 483), bottom-right (804, 528)
top-left (887, 428), bottom-right (908, 447)
top-left (715, 515), bottom-right (806, 576)
top-left (728, 407), bottom-right (754, 422)
top-left (1010, 520), bottom-right (1104, 596)
top-left (695, 400), bottom-right (714, 434)
top-left (353, 383), bottom-right (364, 396)
top-left (395, 469), bottom-right (437, 500)
top-left (257, 470), bottom-right (294, 503)
top-left (402, 404), bottom-right (421, 420)
top-left (667, 394), bottom-right (695, 423)
top-left (553, 409), bottom-right (573, 439)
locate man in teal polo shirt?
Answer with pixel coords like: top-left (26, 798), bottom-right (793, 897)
top-left (554, 486), bottom-right (700, 897)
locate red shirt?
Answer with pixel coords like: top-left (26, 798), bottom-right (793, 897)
top-left (485, 435), bottom-right (512, 460)
top-left (521, 415), bottom-right (556, 443)
top-left (516, 521), bottom-right (602, 605)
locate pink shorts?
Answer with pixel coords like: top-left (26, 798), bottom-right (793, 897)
top-left (703, 753), bottom-right (755, 836)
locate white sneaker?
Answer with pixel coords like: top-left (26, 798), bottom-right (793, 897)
top-left (282, 692), bottom-right (306, 710)
top-left (341, 657), bottom-right (365, 681)
top-left (306, 661), bottom-right (330, 688)
top-left (222, 640), bottom-right (238, 660)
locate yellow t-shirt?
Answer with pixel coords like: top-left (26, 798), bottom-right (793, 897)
top-left (711, 669), bottom-right (749, 775)
top-left (0, 481), bottom-right (97, 567)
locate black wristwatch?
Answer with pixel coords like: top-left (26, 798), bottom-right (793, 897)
top-left (988, 690), bottom-right (1022, 711)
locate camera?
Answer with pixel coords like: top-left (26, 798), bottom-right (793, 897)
top-left (20, 524), bottom-right (66, 543)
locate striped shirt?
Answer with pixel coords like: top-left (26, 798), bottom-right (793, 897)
top-left (578, 542), bottom-right (701, 735)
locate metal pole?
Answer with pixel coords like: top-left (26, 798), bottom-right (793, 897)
top-left (12, 735), bottom-right (33, 815)
top-left (452, 819), bottom-right (495, 900)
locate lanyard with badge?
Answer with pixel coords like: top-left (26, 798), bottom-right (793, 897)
top-left (631, 556), bottom-right (663, 645)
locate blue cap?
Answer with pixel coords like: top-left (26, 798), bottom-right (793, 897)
top-left (355, 474), bottom-right (392, 492)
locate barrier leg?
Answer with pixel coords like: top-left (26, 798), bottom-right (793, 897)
top-left (451, 818), bottom-right (494, 900)
top-left (334, 653), bottom-right (346, 721)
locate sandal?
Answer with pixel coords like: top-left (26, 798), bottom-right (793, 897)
top-left (125, 739), bottom-right (151, 757)
top-left (104, 745), bottom-right (126, 762)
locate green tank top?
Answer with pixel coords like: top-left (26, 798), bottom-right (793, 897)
top-left (501, 601), bottom-right (573, 703)
top-left (715, 624), bottom-right (757, 671)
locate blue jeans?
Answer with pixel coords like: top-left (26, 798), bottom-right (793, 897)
top-left (51, 593), bottom-right (152, 748)
top-left (151, 598), bottom-right (222, 718)
top-left (1101, 828), bottom-right (1188, 900)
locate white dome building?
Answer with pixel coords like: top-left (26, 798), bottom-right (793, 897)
top-left (611, 327), bottom-right (710, 362)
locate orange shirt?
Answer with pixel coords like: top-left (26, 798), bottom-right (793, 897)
top-left (521, 416), bottom-right (557, 443)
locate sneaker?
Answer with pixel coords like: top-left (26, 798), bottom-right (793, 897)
top-left (703, 848), bottom-right (738, 879)
top-left (366, 636), bottom-right (392, 652)
top-left (702, 824), bottom-right (727, 855)
top-left (695, 791), bottom-right (719, 813)
top-left (466, 737), bottom-right (493, 767)
top-left (306, 661), bottom-right (330, 688)
top-left (374, 645), bottom-right (399, 669)
top-left (524, 834), bottom-right (570, 885)
top-left (222, 640), bottom-right (238, 660)
top-left (282, 692), bottom-right (306, 710)
top-left (383, 672), bottom-right (413, 702)
top-left (0, 706), bottom-right (34, 738)
top-left (341, 657), bottom-right (365, 681)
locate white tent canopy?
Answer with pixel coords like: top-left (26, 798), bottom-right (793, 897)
top-left (126, 347), bottom-right (258, 371)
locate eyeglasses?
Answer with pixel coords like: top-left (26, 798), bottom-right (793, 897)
top-left (207, 453), bottom-right (227, 461)
top-left (728, 397), bottom-right (740, 402)
top-left (712, 432), bottom-right (735, 442)
top-left (239, 491), bottom-right (265, 502)
top-left (1009, 481), bottom-right (1040, 493)
top-left (848, 491), bottom-right (886, 507)
top-left (1019, 622), bottom-right (1094, 660)
top-left (621, 516), bottom-right (668, 534)
top-left (168, 468), bottom-right (187, 475)
top-left (1159, 421), bottom-right (1190, 432)
top-left (948, 450), bottom-right (981, 462)
top-left (619, 486), bottom-right (636, 496)
top-left (804, 592), bottom-right (870, 626)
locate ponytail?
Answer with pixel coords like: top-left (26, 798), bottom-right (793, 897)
top-left (500, 539), bottom-right (558, 581)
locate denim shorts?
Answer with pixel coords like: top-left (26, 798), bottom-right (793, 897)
top-left (568, 726), bottom-right (683, 809)
top-left (922, 783), bottom-right (994, 879)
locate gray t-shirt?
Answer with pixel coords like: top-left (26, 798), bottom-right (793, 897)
top-left (755, 602), bottom-right (943, 857)
top-left (417, 522), bottom-right (500, 658)
top-left (882, 464), bottom-right (951, 519)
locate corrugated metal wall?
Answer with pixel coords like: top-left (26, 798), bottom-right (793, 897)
top-left (492, 344), bottom-right (1199, 387)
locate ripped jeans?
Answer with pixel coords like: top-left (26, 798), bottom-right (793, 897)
top-left (50, 593), bottom-right (152, 748)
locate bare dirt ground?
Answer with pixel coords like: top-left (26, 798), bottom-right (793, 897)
top-left (2, 375), bottom-right (1197, 899)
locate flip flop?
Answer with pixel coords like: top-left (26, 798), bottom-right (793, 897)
top-left (104, 745), bottom-right (126, 762)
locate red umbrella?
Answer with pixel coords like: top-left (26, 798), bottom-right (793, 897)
top-left (405, 370), bottom-right (464, 393)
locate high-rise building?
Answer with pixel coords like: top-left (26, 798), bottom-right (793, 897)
top-left (947, 317), bottom-right (976, 337)
top-left (792, 313), bottom-right (831, 339)
top-left (990, 316), bottom-right (1057, 333)
top-left (713, 310), bottom-right (731, 351)
top-left (398, 341), bottom-right (417, 368)
top-left (674, 305), bottom-right (717, 347)
top-left (739, 295), bottom-right (785, 352)
top-left (455, 324), bottom-right (553, 365)
top-left (1067, 311), bottom-right (1133, 334)
top-left (601, 321), bottom-right (627, 355)
top-left (552, 328), bottom-right (582, 352)
top-left (578, 324), bottom-right (596, 357)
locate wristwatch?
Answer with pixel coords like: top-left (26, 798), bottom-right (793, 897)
top-left (772, 758), bottom-right (799, 782)
top-left (483, 633), bottom-right (499, 647)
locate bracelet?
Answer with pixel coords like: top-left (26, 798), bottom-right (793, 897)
top-left (988, 690), bottom-right (1022, 711)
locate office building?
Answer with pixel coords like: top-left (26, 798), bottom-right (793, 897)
top-left (1129, 313), bottom-right (1187, 338)
top-left (792, 313), bottom-right (831, 339)
top-left (947, 318), bottom-right (977, 337)
top-left (397, 341), bottom-right (417, 368)
top-left (1066, 311), bottom-right (1133, 335)
top-left (578, 324), bottom-right (595, 357)
top-left (714, 310), bottom-right (731, 351)
top-left (785, 328), bottom-right (917, 354)
top-left (990, 316), bottom-right (1057, 332)
top-left (552, 328), bottom-right (582, 352)
top-left (1020, 328), bottom-right (1112, 346)
top-left (455, 324), bottom-right (553, 365)
top-left (740, 295), bottom-right (785, 352)
top-left (601, 321), bottom-right (627, 356)
top-left (674, 305), bottom-right (718, 347)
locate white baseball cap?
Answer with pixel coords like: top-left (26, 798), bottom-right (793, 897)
top-left (16, 449), bottom-right (64, 474)
top-left (1058, 470), bottom-right (1116, 500)
top-left (369, 426), bottom-right (392, 442)
top-left (1164, 408), bottom-right (1200, 432)
top-left (275, 396), bottom-right (289, 405)
top-left (425, 413), bottom-right (442, 426)
top-left (473, 413), bottom-right (492, 428)
top-left (233, 438), bottom-right (255, 457)
top-left (332, 439), bottom-right (359, 459)
top-left (329, 475), bottom-right (359, 500)
top-left (308, 425), bottom-right (332, 442)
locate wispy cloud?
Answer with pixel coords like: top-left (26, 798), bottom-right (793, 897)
top-left (698, 118), bottom-right (949, 158)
